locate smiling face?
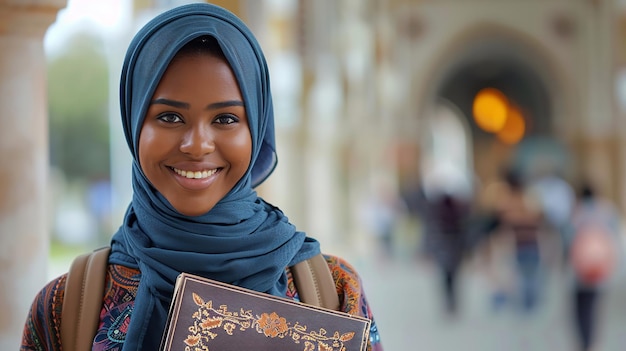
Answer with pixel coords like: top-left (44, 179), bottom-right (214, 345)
top-left (138, 49), bottom-right (252, 216)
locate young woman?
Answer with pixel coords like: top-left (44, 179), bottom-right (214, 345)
top-left (21, 3), bottom-right (382, 350)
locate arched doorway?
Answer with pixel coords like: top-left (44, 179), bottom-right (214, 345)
top-left (417, 24), bottom-right (573, 186)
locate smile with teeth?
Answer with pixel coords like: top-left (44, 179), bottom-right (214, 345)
top-left (172, 167), bottom-right (218, 179)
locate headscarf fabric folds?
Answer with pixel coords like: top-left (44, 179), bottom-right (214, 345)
top-left (108, 4), bottom-right (320, 350)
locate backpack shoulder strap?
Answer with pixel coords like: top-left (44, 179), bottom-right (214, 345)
top-left (291, 253), bottom-right (340, 311)
top-left (61, 246), bottom-right (111, 351)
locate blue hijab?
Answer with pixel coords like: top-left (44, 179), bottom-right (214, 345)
top-left (108, 3), bottom-right (320, 350)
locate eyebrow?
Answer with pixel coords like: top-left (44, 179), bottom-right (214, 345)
top-left (150, 98), bottom-right (189, 109)
top-left (150, 98), bottom-right (244, 110)
top-left (206, 100), bottom-right (244, 110)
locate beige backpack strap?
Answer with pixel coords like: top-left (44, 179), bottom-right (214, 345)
top-left (61, 246), bottom-right (111, 351)
top-left (291, 253), bottom-right (340, 311)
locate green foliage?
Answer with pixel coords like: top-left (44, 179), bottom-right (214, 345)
top-left (47, 32), bottom-right (110, 181)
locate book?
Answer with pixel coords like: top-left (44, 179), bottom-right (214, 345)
top-left (159, 272), bottom-right (371, 351)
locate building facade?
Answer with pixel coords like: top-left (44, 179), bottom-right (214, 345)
top-left (2, 0), bottom-right (626, 348)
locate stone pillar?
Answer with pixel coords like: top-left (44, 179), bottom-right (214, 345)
top-left (0, 1), bottom-right (66, 349)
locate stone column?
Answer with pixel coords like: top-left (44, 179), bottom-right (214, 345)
top-left (0, 1), bottom-right (66, 349)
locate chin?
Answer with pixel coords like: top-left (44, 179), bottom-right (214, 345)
top-left (166, 194), bottom-right (219, 217)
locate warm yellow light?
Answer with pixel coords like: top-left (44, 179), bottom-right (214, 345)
top-left (472, 88), bottom-right (508, 133)
top-left (497, 105), bottom-right (526, 145)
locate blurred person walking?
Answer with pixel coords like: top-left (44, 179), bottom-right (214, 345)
top-left (529, 170), bottom-right (575, 261)
top-left (567, 183), bottom-right (622, 351)
top-left (432, 193), bottom-right (471, 316)
top-left (418, 172), bottom-right (471, 317)
top-left (484, 168), bottom-right (553, 314)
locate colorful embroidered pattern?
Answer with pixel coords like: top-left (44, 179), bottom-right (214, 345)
top-left (21, 255), bottom-right (383, 351)
top-left (324, 256), bottom-right (382, 351)
top-left (20, 274), bottom-right (65, 351)
top-left (93, 265), bottom-right (140, 350)
top-left (183, 292), bottom-right (356, 351)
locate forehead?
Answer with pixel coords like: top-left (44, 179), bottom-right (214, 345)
top-left (154, 53), bottom-right (242, 98)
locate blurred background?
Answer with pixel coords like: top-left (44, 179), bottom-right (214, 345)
top-left (4, 0), bottom-right (626, 350)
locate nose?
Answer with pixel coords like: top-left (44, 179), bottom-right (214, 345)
top-left (179, 123), bottom-right (215, 156)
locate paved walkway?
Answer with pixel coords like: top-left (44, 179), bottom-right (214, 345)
top-left (48, 241), bottom-right (626, 351)
top-left (347, 249), bottom-right (626, 351)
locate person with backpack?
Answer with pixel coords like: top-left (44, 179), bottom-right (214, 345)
top-left (567, 183), bottom-right (622, 351)
top-left (20, 4), bottom-right (383, 350)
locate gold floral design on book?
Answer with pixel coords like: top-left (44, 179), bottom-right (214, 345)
top-left (183, 292), bottom-right (356, 351)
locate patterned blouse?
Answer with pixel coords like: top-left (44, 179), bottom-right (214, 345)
top-left (21, 255), bottom-right (383, 350)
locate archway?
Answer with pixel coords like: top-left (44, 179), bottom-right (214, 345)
top-left (417, 23), bottom-right (573, 185)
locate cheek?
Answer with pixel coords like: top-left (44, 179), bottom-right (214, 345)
top-left (138, 125), bottom-right (170, 169)
top-left (242, 134), bottom-right (253, 164)
top-left (137, 128), bottom-right (154, 167)
top-left (229, 132), bottom-right (253, 170)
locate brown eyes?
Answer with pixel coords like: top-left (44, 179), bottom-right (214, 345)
top-left (156, 113), bottom-right (183, 124)
top-left (155, 113), bottom-right (239, 125)
top-left (214, 115), bottom-right (239, 125)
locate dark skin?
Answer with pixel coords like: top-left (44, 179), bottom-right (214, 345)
top-left (139, 53), bottom-right (252, 217)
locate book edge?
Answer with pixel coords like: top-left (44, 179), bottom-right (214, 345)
top-left (179, 272), bottom-right (370, 323)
